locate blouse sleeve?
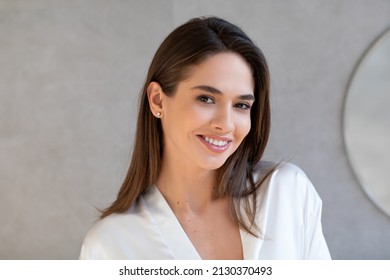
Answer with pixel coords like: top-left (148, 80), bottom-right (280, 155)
top-left (300, 170), bottom-right (332, 259)
top-left (78, 219), bottom-right (111, 260)
top-left (79, 240), bottom-right (92, 260)
top-left (249, 162), bottom-right (332, 260)
top-left (79, 232), bottom-right (105, 260)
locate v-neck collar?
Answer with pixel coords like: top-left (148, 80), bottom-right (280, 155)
top-left (142, 184), bottom-right (269, 260)
top-left (238, 202), bottom-right (268, 259)
top-left (239, 176), bottom-right (271, 259)
top-left (142, 185), bottom-right (201, 259)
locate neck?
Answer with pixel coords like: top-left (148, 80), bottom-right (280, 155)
top-left (156, 157), bottom-right (218, 214)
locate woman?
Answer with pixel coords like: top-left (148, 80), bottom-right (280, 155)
top-left (79, 16), bottom-right (331, 260)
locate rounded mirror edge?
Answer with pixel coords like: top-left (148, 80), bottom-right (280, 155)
top-left (342, 27), bottom-right (390, 218)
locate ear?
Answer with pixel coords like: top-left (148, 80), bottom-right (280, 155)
top-left (147, 82), bottom-right (164, 117)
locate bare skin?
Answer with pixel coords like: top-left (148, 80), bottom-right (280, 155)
top-left (148, 52), bottom-right (254, 259)
top-left (156, 164), bottom-right (243, 259)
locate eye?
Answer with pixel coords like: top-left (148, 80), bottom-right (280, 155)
top-left (198, 95), bottom-right (214, 104)
top-left (234, 102), bottom-right (251, 110)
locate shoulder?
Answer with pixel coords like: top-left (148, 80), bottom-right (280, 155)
top-left (254, 161), bottom-right (322, 213)
top-left (79, 202), bottom-right (148, 259)
top-left (272, 162), bottom-right (312, 187)
top-left (253, 161), bottom-right (309, 183)
top-left (254, 161), bottom-right (316, 191)
top-left (83, 212), bottom-right (131, 243)
top-left (275, 162), bottom-right (319, 198)
top-left (251, 162), bottom-right (331, 259)
top-left (79, 213), bottom-right (128, 259)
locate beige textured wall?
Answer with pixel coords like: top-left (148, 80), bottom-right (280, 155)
top-left (1, 0), bottom-right (389, 259)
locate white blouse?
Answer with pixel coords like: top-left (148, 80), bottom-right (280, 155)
top-left (79, 162), bottom-right (331, 259)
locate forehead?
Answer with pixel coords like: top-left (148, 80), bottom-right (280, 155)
top-left (181, 52), bottom-right (254, 94)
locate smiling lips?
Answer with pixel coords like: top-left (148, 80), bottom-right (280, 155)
top-left (199, 135), bottom-right (231, 152)
top-left (204, 136), bottom-right (228, 147)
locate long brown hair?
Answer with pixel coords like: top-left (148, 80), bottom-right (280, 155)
top-left (101, 16), bottom-right (273, 236)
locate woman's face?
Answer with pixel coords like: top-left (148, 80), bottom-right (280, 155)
top-left (160, 52), bottom-right (254, 172)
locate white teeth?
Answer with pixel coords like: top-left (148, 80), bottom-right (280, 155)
top-left (204, 136), bottom-right (228, 147)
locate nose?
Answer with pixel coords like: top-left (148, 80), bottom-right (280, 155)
top-left (210, 106), bottom-right (234, 133)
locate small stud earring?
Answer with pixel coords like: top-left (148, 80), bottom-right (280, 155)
top-left (156, 112), bottom-right (161, 117)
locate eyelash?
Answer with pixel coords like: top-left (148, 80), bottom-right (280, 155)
top-left (197, 95), bottom-right (252, 110)
top-left (234, 103), bottom-right (251, 110)
top-left (198, 95), bottom-right (214, 104)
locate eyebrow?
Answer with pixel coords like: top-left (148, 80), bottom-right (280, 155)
top-left (191, 85), bottom-right (255, 100)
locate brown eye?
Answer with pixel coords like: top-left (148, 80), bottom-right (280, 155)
top-left (198, 95), bottom-right (214, 104)
top-left (234, 103), bottom-right (251, 110)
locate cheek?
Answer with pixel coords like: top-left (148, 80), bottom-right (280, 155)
top-left (164, 103), bottom-right (207, 135)
top-left (236, 114), bottom-right (252, 138)
top-left (186, 105), bottom-right (215, 124)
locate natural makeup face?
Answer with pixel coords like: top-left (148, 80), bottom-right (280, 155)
top-left (148, 52), bottom-right (254, 172)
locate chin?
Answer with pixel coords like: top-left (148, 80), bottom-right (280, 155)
top-left (199, 159), bottom-right (228, 171)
